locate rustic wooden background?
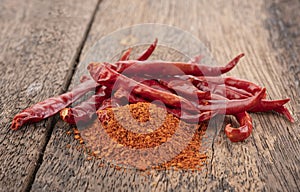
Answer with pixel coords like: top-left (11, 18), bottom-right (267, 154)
top-left (0, 0), bottom-right (299, 191)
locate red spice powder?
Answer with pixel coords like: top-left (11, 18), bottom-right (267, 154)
top-left (73, 102), bottom-right (208, 171)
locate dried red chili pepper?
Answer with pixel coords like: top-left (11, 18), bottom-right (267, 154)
top-left (11, 80), bottom-right (99, 130)
top-left (136, 38), bottom-right (158, 61)
top-left (60, 86), bottom-right (111, 125)
top-left (225, 111), bottom-right (253, 142)
top-left (200, 88), bottom-right (266, 115)
top-left (112, 53), bottom-right (244, 77)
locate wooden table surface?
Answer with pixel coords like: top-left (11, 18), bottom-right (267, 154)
top-left (1, 0), bottom-right (299, 191)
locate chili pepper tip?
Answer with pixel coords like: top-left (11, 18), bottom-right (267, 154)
top-left (11, 120), bottom-right (20, 130)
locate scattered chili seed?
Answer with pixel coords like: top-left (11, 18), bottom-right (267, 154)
top-left (66, 131), bottom-right (72, 135)
top-left (74, 135), bottom-right (80, 140)
top-left (73, 128), bottom-right (80, 135)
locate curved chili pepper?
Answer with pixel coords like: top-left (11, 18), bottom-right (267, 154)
top-left (119, 48), bottom-right (132, 61)
top-left (225, 111), bottom-right (253, 142)
top-left (113, 53), bottom-right (244, 77)
top-left (199, 88), bottom-right (266, 115)
top-left (88, 63), bottom-right (200, 113)
top-left (136, 38), bottom-right (158, 61)
top-left (60, 86), bottom-right (111, 125)
top-left (11, 80), bottom-right (99, 130)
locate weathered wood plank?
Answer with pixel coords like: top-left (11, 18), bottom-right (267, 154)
top-left (32, 0), bottom-right (299, 191)
top-left (0, 0), bottom-right (99, 191)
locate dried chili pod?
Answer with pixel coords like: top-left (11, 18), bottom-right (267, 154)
top-left (11, 80), bottom-right (98, 130)
top-left (112, 53), bottom-right (244, 77)
top-left (199, 88), bottom-right (266, 115)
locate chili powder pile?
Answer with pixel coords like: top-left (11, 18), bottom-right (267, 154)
top-left (75, 102), bottom-right (208, 171)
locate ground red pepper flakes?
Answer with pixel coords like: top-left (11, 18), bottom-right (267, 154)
top-left (73, 102), bottom-right (208, 171)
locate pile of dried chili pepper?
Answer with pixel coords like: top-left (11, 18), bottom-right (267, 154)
top-left (11, 38), bottom-right (294, 143)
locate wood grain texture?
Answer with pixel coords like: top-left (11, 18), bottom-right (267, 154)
top-left (0, 0), bottom-right (99, 191)
top-left (28, 0), bottom-right (300, 191)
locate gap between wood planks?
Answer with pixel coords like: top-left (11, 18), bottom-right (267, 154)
top-left (23, 1), bottom-right (102, 191)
